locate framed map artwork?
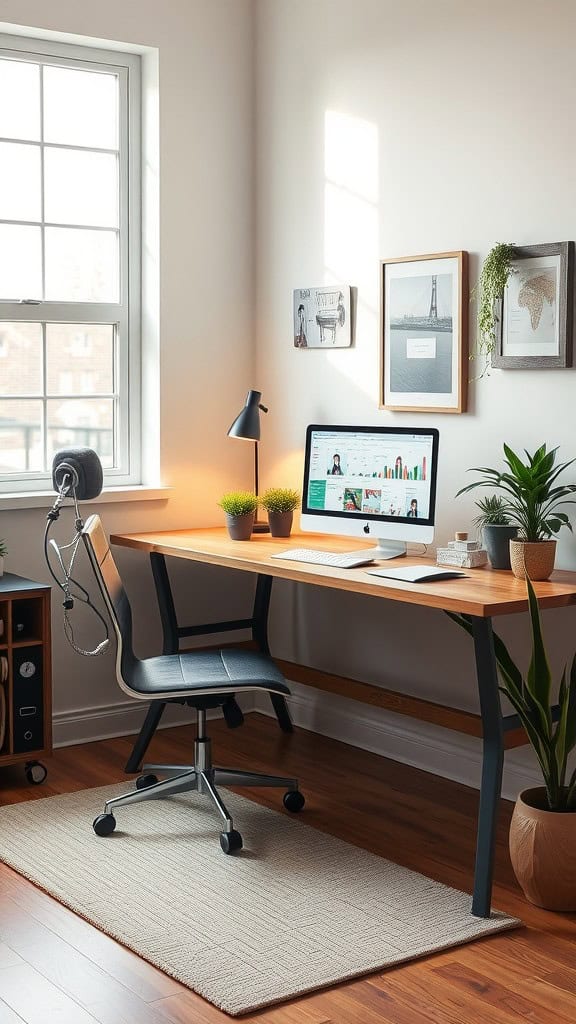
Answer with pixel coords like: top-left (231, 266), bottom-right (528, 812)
top-left (491, 242), bottom-right (574, 369)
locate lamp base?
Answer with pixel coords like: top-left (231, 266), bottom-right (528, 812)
top-left (252, 521), bottom-right (270, 534)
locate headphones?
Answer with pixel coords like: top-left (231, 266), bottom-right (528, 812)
top-left (44, 449), bottom-right (110, 657)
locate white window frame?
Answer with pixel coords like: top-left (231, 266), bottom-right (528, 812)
top-left (0, 33), bottom-right (141, 492)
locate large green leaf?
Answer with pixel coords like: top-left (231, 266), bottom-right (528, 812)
top-left (553, 668), bottom-right (570, 787)
top-left (525, 576), bottom-right (553, 731)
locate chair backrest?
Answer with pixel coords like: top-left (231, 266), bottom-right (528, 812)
top-left (82, 514), bottom-right (137, 690)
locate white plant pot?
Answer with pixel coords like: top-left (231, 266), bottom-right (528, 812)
top-left (0, 556), bottom-right (4, 577)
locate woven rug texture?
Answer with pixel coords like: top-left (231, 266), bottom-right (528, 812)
top-left (0, 783), bottom-right (519, 1015)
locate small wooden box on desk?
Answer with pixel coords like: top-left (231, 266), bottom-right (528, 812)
top-left (0, 574), bottom-right (51, 785)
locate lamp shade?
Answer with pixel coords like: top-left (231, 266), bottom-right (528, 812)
top-left (227, 389), bottom-right (267, 441)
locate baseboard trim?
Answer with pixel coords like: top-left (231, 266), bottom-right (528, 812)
top-left (53, 685), bottom-right (540, 801)
top-left (254, 684), bottom-right (540, 802)
top-left (53, 700), bottom-right (213, 748)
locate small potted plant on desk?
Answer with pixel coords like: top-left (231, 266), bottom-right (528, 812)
top-left (452, 577), bottom-right (576, 910)
top-left (260, 487), bottom-right (300, 538)
top-left (457, 443), bottom-right (576, 580)
top-left (219, 491), bottom-right (259, 541)
top-left (0, 538), bottom-right (6, 577)
top-left (473, 495), bottom-right (518, 570)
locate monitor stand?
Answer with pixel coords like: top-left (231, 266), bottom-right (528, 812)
top-left (361, 540), bottom-right (407, 560)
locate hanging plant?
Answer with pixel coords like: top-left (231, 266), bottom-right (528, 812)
top-left (474, 242), bottom-right (516, 375)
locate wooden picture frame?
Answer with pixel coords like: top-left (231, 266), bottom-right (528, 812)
top-left (491, 241), bottom-right (573, 370)
top-left (380, 251), bottom-right (468, 414)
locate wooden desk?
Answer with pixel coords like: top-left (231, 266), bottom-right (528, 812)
top-left (111, 527), bottom-right (576, 918)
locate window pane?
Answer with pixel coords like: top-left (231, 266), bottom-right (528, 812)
top-left (0, 142), bottom-right (41, 222)
top-left (0, 399), bottom-right (43, 472)
top-left (44, 149), bottom-right (118, 228)
top-left (43, 66), bottom-right (118, 149)
top-left (46, 324), bottom-right (114, 395)
top-left (0, 224), bottom-right (42, 300)
top-left (45, 228), bottom-right (118, 302)
top-left (0, 323), bottom-right (43, 396)
top-left (0, 59), bottom-right (40, 141)
top-left (47, 399), bottom-right (114, 468)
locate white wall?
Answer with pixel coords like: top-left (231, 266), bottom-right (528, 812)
top-left (254, 0), bottom-right (576, 793)
top-left (0, 0), bottom-right (257, 734)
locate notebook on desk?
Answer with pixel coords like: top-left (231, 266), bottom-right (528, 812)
top-left (366, 565), bottom-right (468, 583)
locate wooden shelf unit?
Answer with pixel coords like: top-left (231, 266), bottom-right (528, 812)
top-left (0, 574), bottom-right (52, 769)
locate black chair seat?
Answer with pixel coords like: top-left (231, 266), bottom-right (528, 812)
top-left (130, 647), bottom-right (290, 697)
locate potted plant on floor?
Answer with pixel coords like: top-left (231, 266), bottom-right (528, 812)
top-left (451, 576), bottom-right (576, 910)
top-left (473, 495), bottom-right (518, 570)
top-left (0, 539), bottom-right (6, 577)
top-left (260, 487), bottom-right (300, 537)
top-left (457, 443), bottom-right (576, 580)
top-left (218, 491), bottom-right (259, 541)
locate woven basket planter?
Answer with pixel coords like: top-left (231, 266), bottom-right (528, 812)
top-left (509, 788), bottom-right (576, 910)
top-left (509, 539), bottom-right (556, 581)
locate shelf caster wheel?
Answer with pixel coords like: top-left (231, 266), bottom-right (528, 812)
top-left (93, 813), bottom-right (116, 837)
top-left (25, 761), bottom-right (47, 785)
top-left (136, 773), bottom-right (159, 790)
top-left (283, 790), bottom-right (305, 813)
top-left (220, 829), bottom-right (243, 854)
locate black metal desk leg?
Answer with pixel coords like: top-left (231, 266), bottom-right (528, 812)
top-left (150, 553), bottom-right (179, 654)
top-left (471, 616), bottom-right (505, 918)
top-left (125, 701), bottom-right (167, 772)
top-left (253, 574), bottom-right (293, 733)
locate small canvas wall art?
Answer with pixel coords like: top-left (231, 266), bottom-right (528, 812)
top-left (293, 286), bottom-right (352, 348)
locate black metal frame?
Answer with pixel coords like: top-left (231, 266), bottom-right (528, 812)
top-left (124, 552), bottom-right (547, 919)
top-left (124, 554), bottom-right (292, 775)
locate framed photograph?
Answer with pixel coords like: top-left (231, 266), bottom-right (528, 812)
top-left (293, 286), bottom-right (352, 348)
top-left (380, 251), bottom-right (468, 413)
top-left (491, 242), bottom-right (573, 369)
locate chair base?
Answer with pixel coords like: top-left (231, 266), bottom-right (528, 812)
top-left (95, 716), bottom-right (302, 849)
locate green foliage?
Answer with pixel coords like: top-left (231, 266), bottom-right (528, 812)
top-left (218, 491), bottom-right (258, 517)
top-left (0, 538), bottom-right (6, 558)
top-left (473, 495), bottom-right (510, 528)
top-left (260, 487), bottom-right (300, 513)
top-left (474, 242), bottom-right (515, 375)
top-left (457, 443), bottom-right (576, 541)
top-left (449, 576), bottom-right (576, 811)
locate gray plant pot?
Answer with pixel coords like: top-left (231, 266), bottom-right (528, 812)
top-left (225, 511), bottom-right (255, 541)
top-left (482, 524), bottom-right (518, 569)
top-left (267, 510), bottom-right (293, 538)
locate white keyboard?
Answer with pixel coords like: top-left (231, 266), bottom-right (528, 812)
top-left (272, 548), bottom-right (375, 569)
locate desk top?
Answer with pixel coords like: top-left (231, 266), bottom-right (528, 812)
top-left (110, 528), bottom-right (576, 618)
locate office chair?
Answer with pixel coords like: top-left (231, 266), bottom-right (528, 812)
top-left (82, 514), bottom-right (304, 852)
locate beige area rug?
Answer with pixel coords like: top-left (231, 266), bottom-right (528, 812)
top-left (0, 783), bottom-right (519, 1016)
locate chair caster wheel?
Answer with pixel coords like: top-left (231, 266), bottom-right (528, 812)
top-left (220, 829), bottom-right (243, 854)
top-left (25, 761), bottom-right (47, 785)
top-left (283, 790), bottom-right (305, 813)
top-left (136, 774), bottom-right (158, 789)
top-left (93, 813), bottom-right (116, 837)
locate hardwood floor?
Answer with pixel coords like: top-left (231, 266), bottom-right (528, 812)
top-left (0, 713), bottom-right (575, 1023)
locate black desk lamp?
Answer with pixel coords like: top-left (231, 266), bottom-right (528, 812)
top-left (227, 389), bottom-right (270, 533)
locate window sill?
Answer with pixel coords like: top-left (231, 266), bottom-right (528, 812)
top-left (0, 485), bottom-right (172, 511)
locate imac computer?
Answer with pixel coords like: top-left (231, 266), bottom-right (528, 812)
top-left (301, 424), bottom-right (439, 559)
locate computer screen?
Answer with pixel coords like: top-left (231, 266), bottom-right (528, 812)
top-left (301, 425), bottom-right (439, 557)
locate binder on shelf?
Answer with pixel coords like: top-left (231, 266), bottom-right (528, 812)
top-left (0, 686), bottom-right (5, 753)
